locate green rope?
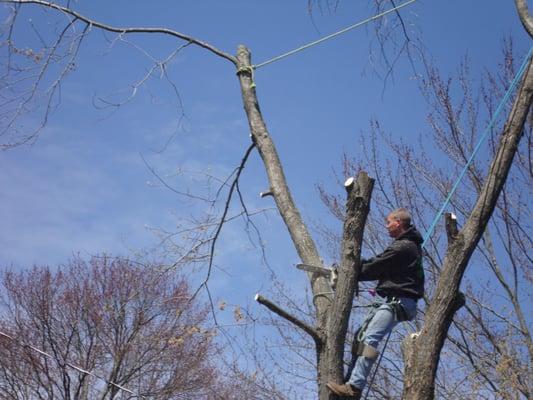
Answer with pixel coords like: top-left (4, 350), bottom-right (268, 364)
top-left (253, 0), bottom-right (417, 70)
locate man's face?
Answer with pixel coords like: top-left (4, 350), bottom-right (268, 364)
top-left (386, 215), bottom-right (403, 238)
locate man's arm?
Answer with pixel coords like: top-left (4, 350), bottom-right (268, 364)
top-left (358, 242), bottom-right (405, 281)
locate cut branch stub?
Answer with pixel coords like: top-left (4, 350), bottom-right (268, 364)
top-left (259, 189), bottom-right (273, 198)
top-left (325, 171), bottom-right (374, 387)
top-left (445, 212), bottom-right (458, 244)
top-left (344, 176), bottom-right (355, 191)
top-left (342, 173), bottom-right (374, 296)
top-left (255, 293), bottom-right (323, 345)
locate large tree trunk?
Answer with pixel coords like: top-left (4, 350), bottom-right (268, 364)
top-left (235, 46), bottom-right (331, 325)
top-left (325, 175), bottom-right (374, 395)
top-left (236, 46), bottom-right (374, 400)
top-left (402, 55), bottom-right (533, 400)
top-left (235, 46), bottom-right (331, 398)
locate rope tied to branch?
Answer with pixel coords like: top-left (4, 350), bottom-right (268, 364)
top-left (253, 0), bottom-right (417, 70)
top-left (236, 65), bottom-right (256, 88)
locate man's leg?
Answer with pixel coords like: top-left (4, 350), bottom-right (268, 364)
top-left (347, 304), bottom-right (398, 391)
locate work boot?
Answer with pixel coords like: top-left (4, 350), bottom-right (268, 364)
top-left (326, 382), bottom-right (362, 399)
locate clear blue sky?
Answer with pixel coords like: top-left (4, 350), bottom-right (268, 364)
top-left (1, 0), bottom-right (527, 260)
top-left (0, 0), bottom-right (530, 358)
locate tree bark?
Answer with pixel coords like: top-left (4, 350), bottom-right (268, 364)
top-left (402, 56), bottom-right (533, 400)
top-left (235, 46), bottom-right (331, 321)
top-left (324, 175), bottom-right (374, 398)
top-left (236, 47), bottom-right (374, 399)
top-left (515, 0), bottom-right (533, 38)
top-left (235, 46), bottom-right (335, 397)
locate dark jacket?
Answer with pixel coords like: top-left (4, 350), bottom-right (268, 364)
top-left (359, 226), bottom-right (424, 299)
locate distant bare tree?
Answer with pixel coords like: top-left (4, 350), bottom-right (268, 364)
top-left (0, 255), bottom-right (219, 399)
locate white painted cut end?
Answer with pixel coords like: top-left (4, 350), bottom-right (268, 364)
top-left (254, 293), bottom-right (260, 301)
top-left (344, 177), bottom-right (355, 187)
top-left (450, 212), bottom-right (457, 220)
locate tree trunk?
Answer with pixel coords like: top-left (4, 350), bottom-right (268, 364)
top-left (515, 0), bottom-right (533, 37)
top-left (235, 46), bottom-right (374, 399)
top-left (403, 56), bottom-right (533, 400)
top-left (325, 175), bottom-right (374, 395)
top-left (235, 45), bottom-right (331, 323)
top-left (235, 45), bottom-right (332, 397)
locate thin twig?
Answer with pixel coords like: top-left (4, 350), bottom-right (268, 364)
top-left (1, 0), bottom-right (238, 65)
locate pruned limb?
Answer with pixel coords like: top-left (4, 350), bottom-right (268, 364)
top-left (515, 0), bottom-right (533, 38)
top-left (342, 173), bottom-right (374, 297)
top-left (344, 176), bottom-right (355, 191)
top-left (259, 189), bottom-right (273, 198)
top-left (452, 291), bottom-right (466, 312)
top-left (444, 212), bottom-right (458, 244)
top-left (235, 46), bottom-right (332, 329)
top-left (326, 172), bottom-right (374, 387)
top-left (1, 0), bottom-right (238, 65)
top-left (254, 294), bottom-right (323, 345)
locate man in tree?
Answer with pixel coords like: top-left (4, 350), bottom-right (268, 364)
top-left (327, 208), bottom-right (424, 399)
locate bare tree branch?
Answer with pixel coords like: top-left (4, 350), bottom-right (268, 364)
top-left (188, 142), bottom-right (256, 321)
top-left (255, 294), bottom-right (323, 345)
top-left (515, 0), bottom-right (533, 38)
top-left (0, 0), bottom-right (238, 65)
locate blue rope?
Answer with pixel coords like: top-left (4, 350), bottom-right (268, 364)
top-left (422, 46), bottom-right (533, 248)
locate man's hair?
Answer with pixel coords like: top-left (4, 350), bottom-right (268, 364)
top-left (388, 208), bottom-right (412, 228)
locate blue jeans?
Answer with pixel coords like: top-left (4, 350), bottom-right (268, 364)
top-left (347, 297), bottom-right (417, 390)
